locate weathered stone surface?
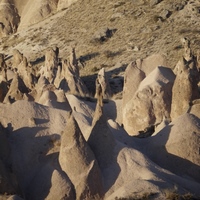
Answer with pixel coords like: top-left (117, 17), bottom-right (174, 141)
top-left (12, 49), bottom-right (23, 69)
top-left (0, 0), bottom-right (20, 37)
top-left (59, 114), bottom-right (104, 199)
top-left (123, 60), bottom-right (145, 109)
top-left (171, 57), bottom-right (199, 120)
top-left (61, 56), bottom-right (88, 96)
top-left (95, 68), bottom-right (111, 99)
top-left (43, 47), bottom-right (59, 84)
top-left (123, 67), bottom-right (175, 136)
top-left (145, 113), bottom-right (200, 182)
top-left (3, 74), bottom-right (29, 103)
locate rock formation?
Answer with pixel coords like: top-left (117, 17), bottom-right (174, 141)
top-left (144, 113), bottom-right (200, 182)
top-left (170, 56), bottom-right (199, 120)
top-left (3, 74), bottom-right (29, 103)
top-left (59, 113), bottom-right (104, 200)
top-left (122, 60), bottom-right (145, 109)
top-left (43, 47), bottom-right (59, 84)
top-left (0, 53), bottom-right (7, 82)
top-left (95, 68), bottom-right (111, 99)
top-left (12, 49), bottom-right (23, 69)
top-left (123, 66), bottom-right (175, 136)
top-left (60, 47), bottom-right (89, 96)
top-left (0, 0), bottom-right (20, 37)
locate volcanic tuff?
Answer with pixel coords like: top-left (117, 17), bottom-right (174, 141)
top-left (0, 0), bottom-right (200, 200)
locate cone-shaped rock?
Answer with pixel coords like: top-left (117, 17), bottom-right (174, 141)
top-left (44, 47), bottom-right (59, 84)
top-left (123, 60), bottom-right (145, 109)
top-left (59, 114), bottom-right (104, 200)
top-left (62, 59), bottom-right (89, 96)
top-left (171, 57), bottom-right (199, 120)
top-left (95, 68), bottom-right (111, 99)
top-left (12, 49), bottom-right (23, 69)
top-left (88, 81), bottom-right (116, 169)
top-left (3, 74), bottom-right (30, 103)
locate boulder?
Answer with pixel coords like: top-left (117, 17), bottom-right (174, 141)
top-left (123, 67), bottom-right (175, 136)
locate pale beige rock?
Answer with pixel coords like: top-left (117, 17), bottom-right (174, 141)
top-left (0, 0), bottom-right (20, 37)
top-left (59, 114), bottom-right (104, 200)
top-left (88, 83), bottom-right (116, 169)
top-left (18, 0), bottom-right (58, 30)
top-left (43, 47), bottom-right (59, 84)
top-left (3, 74), bottom-right (29, 103)
top-left (62, 59), bottom-right (88, 96)
top-left (145, 113), bottom-right (200, 182)
top-left (123, 67), bottom-right (175, 136)
top-left (95, 68), bottom-right (111, 99)
top-left (170, 57), bottom-right (199, 120)
top-left (122, 60), bottom-right (145, 109)
top-left (12, 49), bottom-right (23, 69)
top-left (140, 53), bottom-right (168, 76)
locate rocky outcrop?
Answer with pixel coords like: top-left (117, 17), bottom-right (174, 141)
top-left (145, 113), bottom-right (200, 182)
top-left (3, 74), bottom-right (29, 103)
top-left (60, 47), bottom-right (89, 96)
top-left (122, 60), bottom-right (145, 109)
top-left (0, 0), bottom-right (20, 37)
top-left (95, 68), bottom-right (111, 99)
top-left (59, 114), bottom-right (104, 200)
top-left (12, 49), bottom-right (23, 69)
top-left (123, 66), bottom-right (175, 136)
top-left (42, 47), bottom-right (59, 84)
top-left (170, 57), bottom-right (199, 120)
